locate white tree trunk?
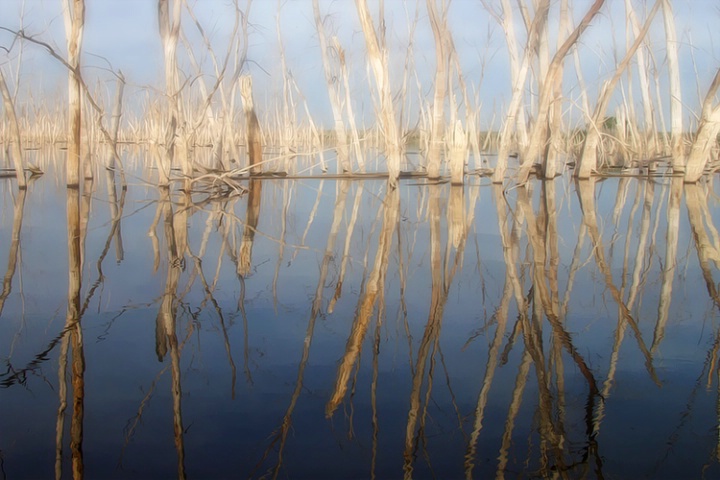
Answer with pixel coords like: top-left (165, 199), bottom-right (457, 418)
top-left (545, 0), bottom-right (570, 179)
top-left (576, 1), bottom-right (660, 178)
top-left (490, 0), bottom-right (549, 184)
top-left (355, 0), bottom-right (402, 187)
top-left (0, 70), bottom-right (26, 188)
top-left (518, 0), bottom-right (605, 184)
top-left (63, 0), bottom-right (85, 187)
top-left (426, 0), bottom-right (449, 179)
top-left (661, 0), bottom-right (684, 169)
top-left (685, 69), bottom-right (720, 183)
top-left (158, 0), bottom-right (182, 186)
top-left (625, 0), bottom-right (657, 155)
top-left (313, 0), bottom-right (350, 172)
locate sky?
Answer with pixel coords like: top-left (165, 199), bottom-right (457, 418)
top-left (0, 0), bottom-right (718, 129)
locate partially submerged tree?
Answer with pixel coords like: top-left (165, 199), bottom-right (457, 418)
top-left (661, 0), bottom-right (684, 170)
top-left (355, 0), bottom-right (402, 187)
top-left (488, 0), bottom-right (549, 184)
top-left (426, 0), bottom-right (450, 180)
top-left (62, 0), bottom-right (85, 187)
top-left (240, 75), bottom-right (263, 175)
top-left (576, 0), bottom-right (660, 178)
top-left (313, 0), bottom-right (350, 173)
top-left (684, 69), bottom-right (720, 183)
top-left (517, 0), bottom-right (606, 184)
top-left (625, 0), bottom-right (657, 156)
top-left (157, 0), bottom-right (183, 186)
top-left (0, 69), bottom-right (26, 188)
top-left (544, 0), bottom-right (570, 178)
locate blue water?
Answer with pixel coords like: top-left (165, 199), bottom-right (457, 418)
top-left (1, 156), bottom-right (719, 479)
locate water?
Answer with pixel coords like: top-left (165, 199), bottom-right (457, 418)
top-left (1, 156), bottom-right (720, 479)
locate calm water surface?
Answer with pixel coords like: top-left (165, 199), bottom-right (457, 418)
top-left (1, 155), bottom-right (720, 479)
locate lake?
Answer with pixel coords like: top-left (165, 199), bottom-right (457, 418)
top-left (1, 151), bottom-right (720, 479)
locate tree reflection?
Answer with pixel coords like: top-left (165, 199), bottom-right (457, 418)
top-left (404, 184), bottom-right (469, 478)
top-left (55, 184), bottom-right (85, 480)
top-left (5, 169), bottom-right (720, 478)
top-left (326, 184), bottom-right (399, 417)
top-left (153, 187), bottom-right (190, 479)
top-left (0, 189), bottom-right (26, 316)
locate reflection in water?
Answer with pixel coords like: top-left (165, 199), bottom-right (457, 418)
top-left (154, 187), bottom-right (191, 479)
top-left (55, 184), bottom-right (85, 480)
top-left (404, 184), bottom-right (470, 479)
top-left (326, 184), bottom-right (399, 417)
top-left (239, 179), bottom-right (263, 276)
top-left (2, 160), bottom-right (720, 478)
top-left (686, 184), bottom-right (720, 307)
top-left (654, 177), bottom-right (682, 352)
top-left (0, 188), bottom-right (26, 316)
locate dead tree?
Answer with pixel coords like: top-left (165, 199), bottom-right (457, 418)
top-left (157, 0), bottom-right (183, 186)
top-left (0, 69), bottom-right (26, 188)
top-left (63, 0), bottom-right (85, 187)
top-left (355, 0), bottom-right (402, 187)
top-left (240, 75), bottom-right (263, 175)
top-left (517, 0), bottom-right (606, 184)
top-left (312, 0), bottom-right (351, 173)
top-left (684, 69), bottom-right (720, 183)
top-left (576, 0), bottom-right (660, 178)
top-left (661, 0), bottom-right (684, 170)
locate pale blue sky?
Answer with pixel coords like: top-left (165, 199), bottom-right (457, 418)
top-left (0, 0), bottom-right (718, 128)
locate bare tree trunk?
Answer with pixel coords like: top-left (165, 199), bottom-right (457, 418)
top-left (576, 0), bottom-right (660, 178)
top-left (275, 3), bottom-right (297, 169)
top-left (426, 0), bottom-right (449, 179)
top-left (355, 0), bottom-right (402, 187)
top-left (685, 69), bottom-right (720, 182)
top-left (313, 0), bottom-right (350, 172)
top-left (448, 120), bottom-right (466, 184)
top-left (63, 0), bottom-right (85, 187)
top-left (333, 38), bottom-right (364, 171)
top-left (488, 0), bottom-right (549, 184)
top-left (544, 0), bottom-right (569, 179)
top-left (625, 0), bottom-right (657, 156)
top-left (158, 0), bottom-right (182, 186)
top-left (108, 71), bottom-right (125, 171)
top-left (0, 69), bottom-right (26, 188)
top-left (240, 75), bottom-right (263, 175)
top-left (661, 0), bottom-right (684, 170)
top-left (518, 0), bottom-right (606, 184)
